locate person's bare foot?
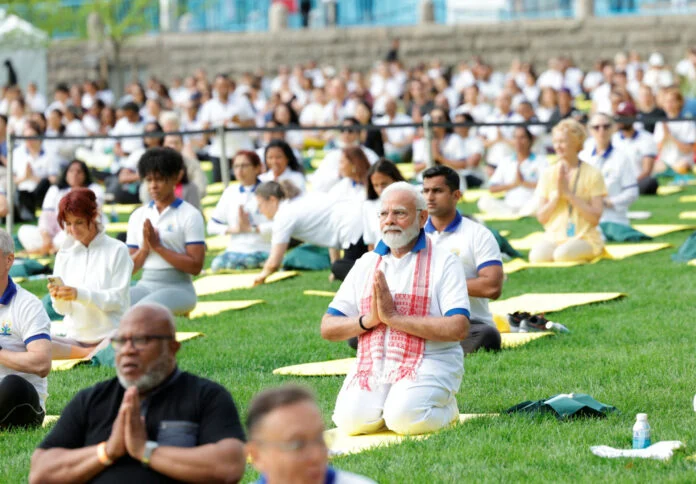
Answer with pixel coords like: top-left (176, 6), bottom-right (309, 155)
top-left (328, 273), bottom-right (335, 282)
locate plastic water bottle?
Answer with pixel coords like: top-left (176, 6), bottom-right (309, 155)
top-left (545, 321), bottom-right (570, 333)
top-left (632, 413), bottom-right (651, 449)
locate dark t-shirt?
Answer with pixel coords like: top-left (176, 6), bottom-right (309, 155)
top-left (638, 107), bottom-right (666, 134)
top-left (39, 370), bottom-right (245, 483)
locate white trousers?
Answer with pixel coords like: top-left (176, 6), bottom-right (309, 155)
top-left (477, 195), bottom-right (538, 218)
top-left (333, 350), bottom-right (463, 436)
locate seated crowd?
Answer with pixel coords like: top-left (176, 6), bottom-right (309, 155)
top-left (1, 45), bottom-right (695, 482)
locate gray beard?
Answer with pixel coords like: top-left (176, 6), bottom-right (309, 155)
top-left (117, 352), bottom-right (173, 393)
top-left (381, 221), bottom-right (420, 250)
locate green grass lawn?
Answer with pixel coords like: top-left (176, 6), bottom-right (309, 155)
top-left (3, 187), bottom-right (696, 483)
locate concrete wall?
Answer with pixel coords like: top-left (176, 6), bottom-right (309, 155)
top-left (47, 14), bottom-right (696, 89)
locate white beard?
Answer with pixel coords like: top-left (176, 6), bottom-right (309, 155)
top-left (117, 350), bottom-right (173, 393)
top-left (381, 221), bottom-right (420, 250)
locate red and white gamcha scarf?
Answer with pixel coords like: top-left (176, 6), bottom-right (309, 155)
top-left (351, 238), bottom-right (433, 391)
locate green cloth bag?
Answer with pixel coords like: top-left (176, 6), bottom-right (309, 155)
top-left (41, 293), bottom-right (63, 321)
top-left (600, 222), bottom-right (651, 242)
top-left (9, 258), bottom-right (50, 278)
top-left (282, 244), bottom-right (331, 271)
top-left (672, 231), bottom-right (696, 262)
top-left (506, 393), bottom-right (617, 420)
top-left (90, 344), bottom-right (116, 368)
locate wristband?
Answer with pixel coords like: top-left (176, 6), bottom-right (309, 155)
top-left (358, 315), bottom-right (368, 331)
top-left (96, 442), bottom-right (113, 466)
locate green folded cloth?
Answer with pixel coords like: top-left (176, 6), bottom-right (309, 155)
top-left (41, 294), bottom-right (62, 321)
top-left (10, 258), bottom-right (50, 278)
top-left (600, 222), bottom-right (651, 242)
top-left (283, 244), bottom-right (331, 271)
top-left (506, 393), bottom-right (617, 419)
top-left (672, 231), bottom-right (696, 262)
top-left (489, 227), bottom-right (523, 259)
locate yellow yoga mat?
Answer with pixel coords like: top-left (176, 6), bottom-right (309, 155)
top-left (679, 195), bottom-right (696, 203)
top-left (201, 194), bottom-right (221, 206)
top-left (657, 185), bottom-right (683, 196)
top-left (188, 300), bottom-right (264, 319)
top-left (51, 332), bottom-right (204, 371)
top-left (688, 259), bottom-right (696, 266)
top-left (500, 331), bottom-right (554, 348)
top-left (473, 212), bottom-right (526, 222)
top-left (203, 206), bottom-right (215, 220)
top-left (490, 292), bottom-right (625, 317)
top-left (200, 161), bottom-right (213, 172)
top-left (206, 235), bottom-right (228, 251)
top-left (397, 163), bottom-right (415, 180)
top-left (509, 232), bottom-right (546, 251)
top-left (207, 182), bottom-right (225, 194)
top-left (460, 189), bottom-right (503, 204)
top-left (105, 221), bottom-right (129, 233)
top-left (110, 203), bottom-right (140, 215)
top-left (679, 211), bottom-right (696, 220)
top-left (632, 224), bottom-right (696, 237)
top-left (274, 357), bottom-right (356, 376)
top-left (326, 414), bottom-right (495, 456)
top-left (504, 243), bottom-right (671, 273)
top-left (43, 415), bottom-right (59, 427)
top-left (193, 271), bottom-right (299, 296)
top-left (304, 290), bottom-right (337, 297)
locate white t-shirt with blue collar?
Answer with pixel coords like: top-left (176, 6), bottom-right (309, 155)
top-left (126, 198), bottom-right (206, 272)
top-left (489, 153), bottom-right (547, 210)
top-left (0, 277), bottom-right (51, 408)
top-left (207, 180), bottom-right (271, 254)
top-left (424, 212), bottom-right (502, 326)
top-left (580, 143), bottom-right (639, 226)
top-left (327, 230), bottom-right (470, 355)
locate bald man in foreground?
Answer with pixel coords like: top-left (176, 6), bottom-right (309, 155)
top-left (30, 304), bottom-right (246, 483)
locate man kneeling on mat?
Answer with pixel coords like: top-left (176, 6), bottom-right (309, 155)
top-left (0, 229), bottom-right (52, 430)
top-left (246, 385), bottom-right (375, 484)
top-left (321, 182), bottom-right (470, 436)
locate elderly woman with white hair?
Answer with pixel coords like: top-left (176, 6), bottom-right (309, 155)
top-left (530, 119), bottom-right (607, 263)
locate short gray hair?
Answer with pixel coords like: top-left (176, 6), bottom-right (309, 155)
top-left (380, 181), bottom-right (426, 211)
top-left (0, 229), bottom-right (15, 255)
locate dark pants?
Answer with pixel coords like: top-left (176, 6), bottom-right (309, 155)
top-left (17, 178), bottom-right (51, 221)
top-left (460, 320), bottom-right (501, 355)
top-left (0, 374), bottom-right (44, 430)
top-left (465, 174), bottom-right (485, 189)
top-left (331, 238), bottom-right (368, 281)
top-left (348, 319), bottom-right (501, 354)
top-left (638, 176), bottom-right (658, 195)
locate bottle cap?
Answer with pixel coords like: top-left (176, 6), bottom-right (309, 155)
top-left (636, 413), bottom-right (647, 420)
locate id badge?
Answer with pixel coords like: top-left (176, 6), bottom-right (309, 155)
top-left (566, 222), bottom-right (576, 237)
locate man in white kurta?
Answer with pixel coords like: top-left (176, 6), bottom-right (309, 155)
top-left (322, 183), bottom-right (470, 436)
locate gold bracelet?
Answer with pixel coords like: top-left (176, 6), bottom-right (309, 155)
top-left (96, 442), bottom-right (113, 466)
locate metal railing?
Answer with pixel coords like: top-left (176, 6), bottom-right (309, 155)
top-left (6, 113), bottom-right (691, 233)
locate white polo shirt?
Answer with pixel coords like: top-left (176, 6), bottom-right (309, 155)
top-left (654, 120), bottom-right (696, 169)
top-left (580, 144), bottom-right (639, 226)
top-left (327, 230), bottom-right (470, 355)
top-left (443, 133), bottom-right (487, 183)
top-left (611, 130), bottom-right (657, 175)
top-left (489, 153), bottom-right (547, 210)
top-left (361, 199), bottom-right (381, 246)
top-left (271, 193), bottom-right (362, 249)
top-left (425, 213), bottom-right (501, 326)
top-left (259, 168), bottom-right (307, 194)
top-left (0, 278), bottom-right (51, 408)
top-left (13, 148), bottom-right (60, 192)
top-left (309, 146), bottom-right (378, 193)
top-left (110, 117), bottom-right (144, 155)
top-left (376, 113), bottom-right (416, 157)
top-left (199, 95), bottom-right (255, 158)
top-left (480, 111), bottom-right (524, 167)
top-left (207, 181), bottom-right (271, 254)
top-left (126, 198), bottom-right (206, 271)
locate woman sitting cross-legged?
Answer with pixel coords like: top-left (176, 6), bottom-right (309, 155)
top-left (48, 188), bottom-right (133, 359)
top-left (207, 150), bottom-right (271, 271)
top-left (529, 119), bottom-right (607, 263)
top-left (126, 147), bottom-right (206, 315)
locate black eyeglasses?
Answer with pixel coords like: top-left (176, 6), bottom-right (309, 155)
top-left (110, 335), bottom-right (174, 350)
top-left (590, 124), bottom-right (611, 131)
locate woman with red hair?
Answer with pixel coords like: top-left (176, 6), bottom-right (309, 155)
top-left (48, 188), bottom-right (133, 359)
